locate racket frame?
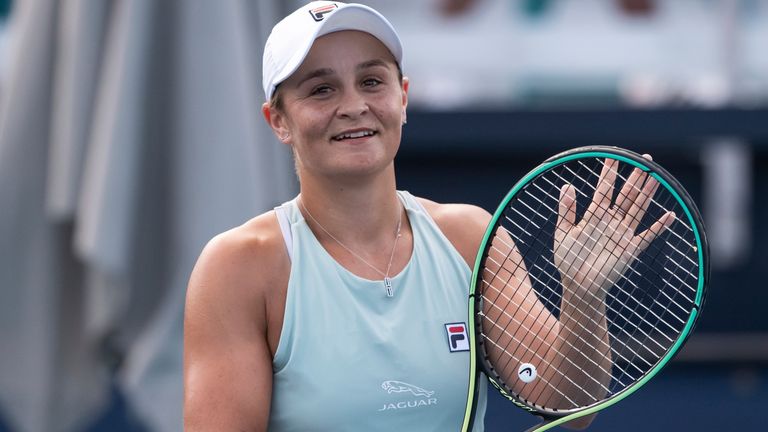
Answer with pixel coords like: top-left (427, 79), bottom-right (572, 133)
top-left (462, 146), bottom-right (708, 432)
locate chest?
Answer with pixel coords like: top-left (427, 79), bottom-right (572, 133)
top-left (268, 228), bottom-right (475, 431)
top-left (269, 291), bottom-right (473, 432)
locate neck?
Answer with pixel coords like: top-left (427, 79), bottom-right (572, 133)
top-left (298, 166), bottom-right (402, 246)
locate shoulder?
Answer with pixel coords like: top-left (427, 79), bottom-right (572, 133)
top-left (185, 210), bottom-right (289, 327)
top-left (190, 210), bottom-right (287, 291)
top-left (414, 196), bottom-right (492, 267)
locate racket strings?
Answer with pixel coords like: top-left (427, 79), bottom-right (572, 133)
top-left (546, 161), bottom-right (696, 373)
top-left (477, 157), bottom-right (700, 412)
top-left (571, 160), bottom-right (698, 251)
top-left (529, 162), bottom-right (697, 332)
top-left (482, 241), bottom-right (645, 409)
top-left (566, 161), bottom-right (696, 372)
top-left (492, 165), bottom-right (648, 408)
top-left (536, 167), bottom-right (698, 292)
top-left (480, 255), bottom-right (617, 379)
top-left (565, 160), bottom-right (698, 253)
top-left (478, 282), bottom-right (608, 407)
top-left (483, 160), bottom-right (624, 408)
top-left (485, 233), bottom-right (657, 407)
top-left (483, 248), bottom-right (631, 369)
top-left (479, 270), bottom-right (620, 390)
top-left (483, 247), bottom-right (654, 378)
top-left (485, 184), bottom-right (624, 407)
top-left (520, 176), bottom-right (646, 281)
top-left (479, 304), bottom-right (596, 407)
top-left (498, 164), bottom-right (674, 342)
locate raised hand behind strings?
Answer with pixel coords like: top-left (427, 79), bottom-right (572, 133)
top-left (554, 156), bottom-right (677, 298)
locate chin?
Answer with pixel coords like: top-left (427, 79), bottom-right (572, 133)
top-left (332, 158), bottom-right (392, 178)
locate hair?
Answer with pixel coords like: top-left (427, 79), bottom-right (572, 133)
top-left (268, 61), bottom-right (404, 112)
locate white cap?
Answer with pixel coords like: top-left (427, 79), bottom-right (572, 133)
top-left (262, 1), bottom-right (403, 101)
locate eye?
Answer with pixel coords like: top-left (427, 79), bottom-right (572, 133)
top-left (310, 85), bottom-right (333, 96)
top-left (362, 78), bottom-right (383, 88)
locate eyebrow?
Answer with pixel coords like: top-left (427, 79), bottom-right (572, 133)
top-left (357, 59), bottom-right (391, 71)
top-left (293, 59), bottom-right (393, 88)
top-left (293, 68), bottom-right (334, 88)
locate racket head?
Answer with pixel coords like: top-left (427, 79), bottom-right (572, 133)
top-left (462, 146), bottom-right (709, 431)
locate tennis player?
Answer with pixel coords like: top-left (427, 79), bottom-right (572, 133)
top-left (183, 2), bottom-right (672, 431)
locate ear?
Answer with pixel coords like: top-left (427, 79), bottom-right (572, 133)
top-left (400, 76), bottom-right (409, 124)
top-left (262, 102), bottom-right (291, 144)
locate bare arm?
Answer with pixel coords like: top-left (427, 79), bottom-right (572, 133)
top-left (184, 221), bottom-right (287, 431)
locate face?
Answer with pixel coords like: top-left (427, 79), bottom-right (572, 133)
top-left (263, 30), bottom-right (408, 181)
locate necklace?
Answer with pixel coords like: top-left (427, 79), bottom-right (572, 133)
top-left (299, 197), bottom-right (403, 298)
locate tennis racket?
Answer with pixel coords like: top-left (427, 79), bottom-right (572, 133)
top-left (461, 146), bottom-right (709, 431)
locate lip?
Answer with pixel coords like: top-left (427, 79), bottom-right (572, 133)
top-left (331, 127), bottom-right (378, 142)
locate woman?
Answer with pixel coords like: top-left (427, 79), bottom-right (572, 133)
top-left (183, 2), bottom-right (671, 431)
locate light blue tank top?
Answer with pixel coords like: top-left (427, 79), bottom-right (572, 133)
top-left (268, 191), bottom-right (487, 432)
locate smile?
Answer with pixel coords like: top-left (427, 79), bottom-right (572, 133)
top-left (332, 129), bottom-right (376, 141)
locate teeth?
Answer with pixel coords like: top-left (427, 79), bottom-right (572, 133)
top-left (335, 130), bottom-right (374, 140)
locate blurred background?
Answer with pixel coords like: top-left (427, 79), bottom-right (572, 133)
top-left (0, 0), bottom-right (765, 431)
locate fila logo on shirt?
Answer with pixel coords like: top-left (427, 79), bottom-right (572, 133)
top-left (309, 3), bottom-right (338, 22)
top-left (444, 322), bottom-right (470, 352)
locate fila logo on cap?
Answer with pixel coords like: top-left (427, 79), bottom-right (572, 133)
top-left (309, 3), bottom-right (338, 22)
top-left (444, 322), bottom-right (470, 352)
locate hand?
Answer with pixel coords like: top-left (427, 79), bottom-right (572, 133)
top-left (553, 156), bottom-right (675, 297)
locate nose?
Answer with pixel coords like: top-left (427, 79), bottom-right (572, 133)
top-left (336, 88), bottom-right (369, 119)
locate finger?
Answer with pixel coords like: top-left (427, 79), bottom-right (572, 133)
top-left (615, 166), bottom-right (647, 214)
top-left (615, 154), bottom-right (652, 212)
top-left (586, 158), bottom-right (618, 224)
top-left (634, 210), bottom-right (675, 253)
top-left (627, 176), bottom-right (660, 231)
top-left (555, 183), bottom-right (577, 244)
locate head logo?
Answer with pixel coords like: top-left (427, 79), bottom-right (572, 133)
top-left (309, 3), bottom-right (338, 22)
top-left (445, 322), bottom-right (470, 352)
top-left (381, 380), bottom-right (434, 398)
top-left (518, 363), bottom-right (537, 383)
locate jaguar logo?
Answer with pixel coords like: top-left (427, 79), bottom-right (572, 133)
top-left (378, 380), bottom-right (438, 412)
top-left (381, 380), bottom-right (435, 398)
